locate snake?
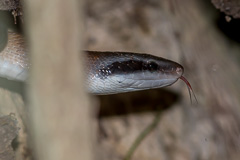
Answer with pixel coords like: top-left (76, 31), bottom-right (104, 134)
top-left (0, 27), bottom-right (197, 101)
top-left (0, 0), bottom-right (197, 101)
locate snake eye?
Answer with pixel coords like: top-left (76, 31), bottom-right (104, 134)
top-left (147, 62), bottom-right (158, 71)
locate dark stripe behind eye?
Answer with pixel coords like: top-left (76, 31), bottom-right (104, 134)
top-left (98, 60), bottom-right (159, 78)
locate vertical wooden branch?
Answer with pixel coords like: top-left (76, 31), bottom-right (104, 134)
top-left (25, 0), bottom-right (93, 160)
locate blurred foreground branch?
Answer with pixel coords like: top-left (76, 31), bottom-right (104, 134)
top-left (25, 0), bottom-right (93, 160)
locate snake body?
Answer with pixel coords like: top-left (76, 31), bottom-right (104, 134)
top-left (0, 30), bottom-right (29, 81)
top-left (0, 30), bottom-right (184, 95)
top-left (0, 0), bottom-right (187, 95)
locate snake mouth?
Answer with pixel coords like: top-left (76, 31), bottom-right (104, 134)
top-left (108, 72), bottom-right (180, 91)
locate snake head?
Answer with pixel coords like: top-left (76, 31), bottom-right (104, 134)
top-left (88, 51), bottom-right (185, 94)
top-left (116, 55), bottom-right (184, 90)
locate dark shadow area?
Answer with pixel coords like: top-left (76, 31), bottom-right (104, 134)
top-left (0, 10), bottom-right (22, 26)
top-left (0, 11), bottom-right (13, 27)
top-left (98, 88), bottom-right (179, 118)
top-left (0, 77), bottom-right (24, 96)
top-left (0, 10), bottom-right (22, 34)
top-left (216, 13), bottom-right (240, 43)
top-left (97, 88), bottom-right (179, 139)
top-left (11, 136), bottom-right (19, 151)
top-left (202, 0), bottom-right (240, 44)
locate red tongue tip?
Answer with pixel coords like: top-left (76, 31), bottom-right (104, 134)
top-left (179, 76), bottom-right (198, 104)
top-left (179, 76), bottom-right (193, 90)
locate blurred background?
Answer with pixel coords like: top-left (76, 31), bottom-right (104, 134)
top-left (86, 0), bottom-right (240, 160)
top-left (1, 0), bottom-right (240, 160)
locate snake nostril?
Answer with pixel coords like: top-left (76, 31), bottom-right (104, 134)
top-left (176, 67), bottom-right (183, 76)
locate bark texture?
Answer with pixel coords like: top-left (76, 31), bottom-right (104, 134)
top-left (0, 115), bottom-right (19, 160)
top-left (212, 0), bottom-right (240, 18)
top-left (0, 0), bottom-right (22, 10)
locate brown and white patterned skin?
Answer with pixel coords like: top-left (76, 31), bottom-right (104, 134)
top-left (0, 31), bottom-right (29, 81)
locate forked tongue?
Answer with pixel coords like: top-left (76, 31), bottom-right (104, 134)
top-left (179, 76), bottom-right (198, 104)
